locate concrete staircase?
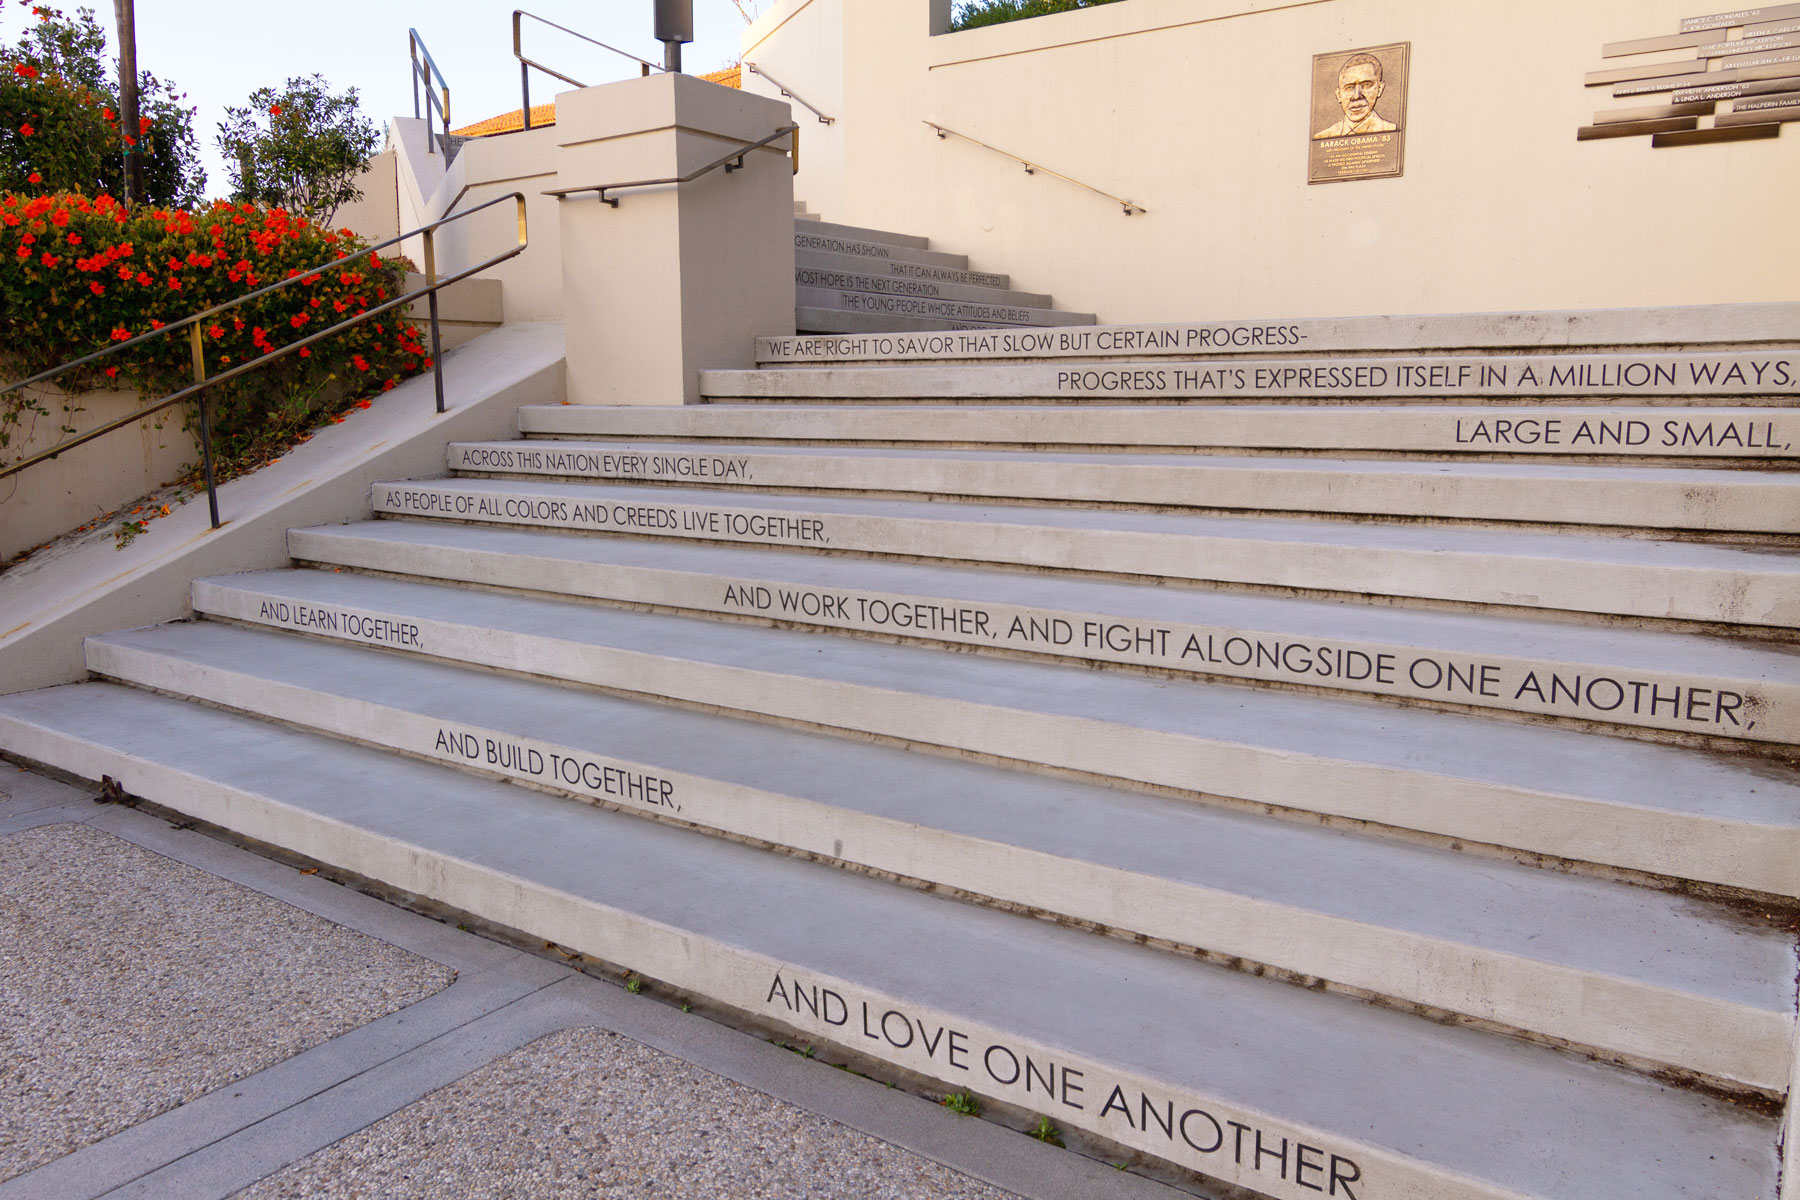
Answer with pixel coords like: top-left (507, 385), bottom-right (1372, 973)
top-left (2, 303), bottom-right (1797, 1199)
top-left (791, 201), bottom-right (1097, 334)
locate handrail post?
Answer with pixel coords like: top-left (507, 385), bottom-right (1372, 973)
top-left (188, 324), bottom-right (221, 529)
top-left (422, 227), bottom-right (446, 414)
top-left (521, 62), bottom-right (532, 130)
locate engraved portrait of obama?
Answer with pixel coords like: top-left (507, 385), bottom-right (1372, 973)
top-left (1314, 52), bottom-right (1398, 139)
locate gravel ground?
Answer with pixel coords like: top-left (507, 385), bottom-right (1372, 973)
top-left (235, 1026), bottom-right (1022, 1200)
top-left (0, 822), bottom-right (456, 1180)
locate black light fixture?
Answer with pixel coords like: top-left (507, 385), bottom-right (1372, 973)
top-left (654, 0), bottom-right (693, 73)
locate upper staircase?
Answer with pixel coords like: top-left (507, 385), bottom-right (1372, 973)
top-left (791, 201), bottom-right (1096, 334)
top-left (1, 301), bottom-right (1796, 1200)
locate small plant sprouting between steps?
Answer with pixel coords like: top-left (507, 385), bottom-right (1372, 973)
top-left (942, 1090), bottom-right (981, 1116)
top-left (624, 975), bottom-right (643, 994)
top-left (1028, 1115), bottom-right (1065, 1147)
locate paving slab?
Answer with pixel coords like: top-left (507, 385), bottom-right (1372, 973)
top-left (188, 568), bottom-right (1800, 896)
top-left (0, 822), bottom-right (454, 1183)
top-left (233, 1026), bottom-right (1022, 1200)
top-left (0, 685), bottom-right (1779, 1200)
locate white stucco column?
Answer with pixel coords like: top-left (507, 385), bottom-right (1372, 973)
top-left (555, 72), bottom-right (796, 405)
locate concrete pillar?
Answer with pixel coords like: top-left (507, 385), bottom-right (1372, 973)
top-left (554, 72), bottom-right (796, 405)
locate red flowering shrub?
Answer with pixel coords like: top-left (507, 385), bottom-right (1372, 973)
top-left (1, 192), bottom-right (430, 467)
top-left (0, 3), bottom-right (205, 205)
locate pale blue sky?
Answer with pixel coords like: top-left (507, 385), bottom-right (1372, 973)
top-left (0, 0), bottom-right (761, 199)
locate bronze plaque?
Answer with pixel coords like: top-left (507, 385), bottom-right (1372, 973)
top-left (1308, 42), bottom-right (1409, 184)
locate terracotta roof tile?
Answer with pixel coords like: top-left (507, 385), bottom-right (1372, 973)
top-left (452, 66), bottom-right (741, 138)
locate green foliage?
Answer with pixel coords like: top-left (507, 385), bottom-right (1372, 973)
top-left (949, 0), bottom-right (1124, 31)
top-left (942, 1090), bottom-right (981, 1115)
top-left (217, 75), bottom-right (380, 228)
top-left (1027, 1115), bottom-right (1065, 1147)
top-left (1, 191), bottom-right (429, 474)
top-left (0, 3), bottom-right (204, 206)
top-left (625, 976), bottom-right (644, 993)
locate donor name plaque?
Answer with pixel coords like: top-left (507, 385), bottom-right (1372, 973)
top-left (1309, 42), bottom-right (1410, 183)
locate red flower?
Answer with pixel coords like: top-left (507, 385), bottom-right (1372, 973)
top-left (149, 318), bottom-right (164, 329)
top-left (49, 208), bottom-right (68, 226)
top-left (352, 354), bottom-right (370, 371)
top-left (39, 251), bottom-right (58, 267)
top-left (88, 281), bottom-right (103, 295)
top-left (19, 124), bottom-right (34, 137)
top-left (135, 271), bottom-right (151, 285)
top-left (104, 366), bottom-right (119, 378)
top-left (122, 134), bottom-right (135, 147)
top-left (27, 173), bottom-right (41, 183)
top-left (167, 277), bottom-right (181, 289)
top-left (102, 107), bottom-right (115, 121)
top-left (382, 379), bottom-right (396, 391)
top-left (298, 346), bottom-right (310, 357)
top-left (111, 326), bottom-right (131, 340)
top-left (207, 324), bottom-right (224, 338)
top-left (14, 245), bottom-right (28, 259)
top-left (65, 233), bottom-right (80, 244)
top-left (269, 104), bottom-right (282, 116)
top-left (138, 116), bottom-right (151, 134)
top-left (356, 399), bottom-right (372, 409)
top-left (12, 64), bottom-right (38, 79)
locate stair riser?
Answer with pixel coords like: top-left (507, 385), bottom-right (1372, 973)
top-left (86, 635), bottom-right (1787, 1091)
top-left (796, 248), bottom-right (1009, 289)
top-left (520, 406), bottom-right (1800, 462)
top-left (193, 578), bottom-right (1800, 898)
top-left (288, 529), bottom-right (1791, 748)
top-left (368, 481), bottom-right (1800, 628)
top-left (703, 352), bottom-right (1800, 400)
top-left (796, 287), bottom-right (1095, 328)
top-left (798, 219), bottom-right (933, 250)
top-left (795, 308), bottom-right (1045, 334)
top-left (755, 305), bottom-right (1800, 365)
top-left (796, 266), bottom-right (1051, 308)
top-left (447, 444), bottom-right (1799, 535)
top-left (0, 712), bottom-right (1721, 1200)
top-left (794, 229), bottom-right (968, 269)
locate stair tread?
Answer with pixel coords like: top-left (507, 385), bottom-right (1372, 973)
top-left (0, 681), bottom-right (1780, 1200)
top-left (375, 476), bottom-right (1800, 574)
top-left (194, 567), bottom-right (1800, 830)
top-left (451, 437), bottom-right (1800, 486)
top-left (296, 518), bottom-right (1794, 685)
top-left (88, 618), bottom-right (1798, 1017)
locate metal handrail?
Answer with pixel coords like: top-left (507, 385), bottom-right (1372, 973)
top-left (924, 121), bottom-right (1146, 215)
top-left (745, 63), bottom-right (835, 125)
top-left (513, 9), bottom-right (662, 132)
top-left (0, 192), bottom-right (530, 529)
top-left (544, 123), bottom-right (801, 207)
top-left (409, 29), bottom-right (452, 155)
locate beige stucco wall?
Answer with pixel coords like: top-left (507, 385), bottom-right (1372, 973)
top-left (741, 0), bottom-right (847, 220)
top-left (0, 386), bottom-right (197, 561)
top-left (332, 148), bottom-right (400, 244)
top-left (747, 0), bottom-right (1800, 322)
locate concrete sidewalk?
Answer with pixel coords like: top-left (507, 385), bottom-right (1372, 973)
top-left (0, 764), bottom-right (1197, 1200)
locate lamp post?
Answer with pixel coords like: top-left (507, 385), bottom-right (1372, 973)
top-left (654, 0), bottom-right (692, 73)
top-left (112, 0), bottom-right (144, 203)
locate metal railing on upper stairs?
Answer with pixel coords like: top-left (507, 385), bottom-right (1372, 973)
top-left (0, 192), bottom-right (529, 530)
top-left (924, 121), bottom-right (1146, 215)
top-left (409, 29), bottom-right (453, 155)
top-left (544, 123), bottom-right (801, 207)
top-left (744, 63), bottom-right (834, 124)
top-left (512, 10), bottom-right (664, 132)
